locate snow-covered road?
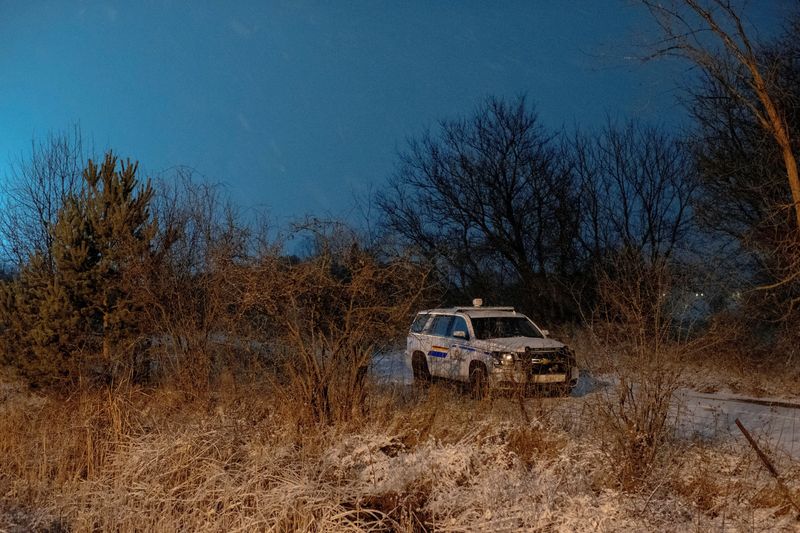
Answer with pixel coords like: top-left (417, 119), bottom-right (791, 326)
top-left (678, 389), bottom-right (800, 460)
top-left (370, 350), bottom-right (800, 460)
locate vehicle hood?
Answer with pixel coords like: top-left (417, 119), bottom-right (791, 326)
top-left (471, 336), bottom-right (565, 353)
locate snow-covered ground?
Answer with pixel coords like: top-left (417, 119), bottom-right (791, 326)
top-left (677, 389), bottom-right (800, 460)
top-left (3, 356), bottom-right (797, 531)
top-left (370, 348), bottom-right (413, 385)
top-left (370, 350), bottom-right (800, 460)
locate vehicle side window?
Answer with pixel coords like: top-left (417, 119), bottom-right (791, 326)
top-left (410, 313), bottom-right (430, 333)
top-left (448, 316), bottom-right (469, 339)
top-left (429, 315), bottom-right (453, 337)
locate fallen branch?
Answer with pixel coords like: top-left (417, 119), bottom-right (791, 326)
top-left (735, 418), bottom-right (800, 520)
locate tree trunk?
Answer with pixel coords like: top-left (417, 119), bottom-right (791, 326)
top-left (750, 67), bottom-right (800, 228)
top-left (780, 143), bottom-right (800, 229)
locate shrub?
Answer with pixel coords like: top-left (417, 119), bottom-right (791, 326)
top-left (244, 221), bottom-right (431, 426)
top-left (589, 250), bottom-right (684, 489)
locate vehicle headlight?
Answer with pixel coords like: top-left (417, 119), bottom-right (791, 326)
top-left (492, 352), bottom-right (516, 365)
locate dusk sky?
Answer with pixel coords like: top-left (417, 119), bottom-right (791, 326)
top-left (1, 1), bottom-right (792, 225)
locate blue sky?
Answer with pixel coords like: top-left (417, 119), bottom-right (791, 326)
top-left (0, 1), bottom-right (792, 225)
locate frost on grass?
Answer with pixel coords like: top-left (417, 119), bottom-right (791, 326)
top-left (320, 423), bottom-right (680, 532)
top-left (2, 377), bottom-right (799, 532)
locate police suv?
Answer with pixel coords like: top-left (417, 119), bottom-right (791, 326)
top-left (406, 300), bottom-right (578, 398)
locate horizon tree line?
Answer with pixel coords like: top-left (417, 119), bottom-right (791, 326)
top-left (0, 0), bottom-right (798, 390)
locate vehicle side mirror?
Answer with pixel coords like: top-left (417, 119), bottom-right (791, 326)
top-left (452, 330), bottom-right (468, 339)
top-left (540, 329), bottom-right (549, 337)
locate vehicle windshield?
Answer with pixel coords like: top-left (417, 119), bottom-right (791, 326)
top-left (471, 316), bottom-right (543, 340)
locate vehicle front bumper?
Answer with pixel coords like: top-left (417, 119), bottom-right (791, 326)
top-left (488, 363), bottom-right (579, 390)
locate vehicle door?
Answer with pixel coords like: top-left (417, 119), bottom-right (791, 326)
top-left (442, 315), bottom-right (472, 380)
top-left (425, 315), bottom-right (453, 377)
top-left (407, 313), bottom-right (431, 358)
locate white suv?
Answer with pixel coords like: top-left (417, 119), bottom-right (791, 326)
top-left (406, 304), bottom-right (578, 398)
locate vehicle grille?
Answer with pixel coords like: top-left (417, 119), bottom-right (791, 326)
top-left (522, 348), bottom-right (569, 374)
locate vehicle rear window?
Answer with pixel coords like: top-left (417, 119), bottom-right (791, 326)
top-left (471, 316), bottom-right (542, 340)
top-left (410, 313), bottom-right (430, 333)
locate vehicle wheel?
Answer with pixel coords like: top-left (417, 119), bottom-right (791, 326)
top-left (412, 353), bottom-right (431, 386)
top-left (469, 364), bottom-right (488, 400)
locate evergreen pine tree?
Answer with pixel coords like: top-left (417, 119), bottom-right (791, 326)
top-left (0, 152), bottom-right (156, 385)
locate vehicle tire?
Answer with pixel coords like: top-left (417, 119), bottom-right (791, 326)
top-left (469, 364), bottom-right (488, 400)
top-left (412, 353), bottom-right (431, 386)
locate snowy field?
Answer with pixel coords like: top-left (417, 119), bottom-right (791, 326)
top-left (1, 353), bottom-right (798, 532)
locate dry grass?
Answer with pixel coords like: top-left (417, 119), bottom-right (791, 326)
top-left (1, 374), bottom-right (799, 532)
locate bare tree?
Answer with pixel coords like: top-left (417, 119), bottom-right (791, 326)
top-left (377, 96), bottom-right (580, 321)
top-left (642, 0), bottom-right (800, 228)
top-left (0, 126), bottom-right (88, 269)
top-left (572, 119), bottom-right (697, 266)
top-left (644, 2), bottom-right (800, 326)
top-left (137, 170), bottom-right (253, 390)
